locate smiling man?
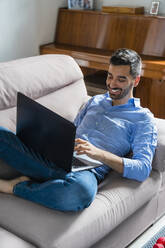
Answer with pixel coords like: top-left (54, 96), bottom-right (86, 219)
top-left (74, 48), bottom-right (157, 182)
top-left (0, 48), bottom-right (157, 212)
top-left (106, 64), bottom-right (139, 104)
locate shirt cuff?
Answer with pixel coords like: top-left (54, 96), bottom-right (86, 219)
top-left (122, 157), bottom-right (150, 182)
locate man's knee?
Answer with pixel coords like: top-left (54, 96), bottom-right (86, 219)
top-left (63, 171), bottom-right (98, 211)
top-left (45, 172), bottom-right (97, 211)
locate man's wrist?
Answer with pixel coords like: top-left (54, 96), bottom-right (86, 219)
top-left (96, 148), bottom-right (106, 162)
top-left (96, 148), bottom-right (124, 174)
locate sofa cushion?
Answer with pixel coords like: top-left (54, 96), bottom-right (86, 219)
top-left (152, 118), bottom-right (165, 172)
top-left (0, 227), bottom-right (35, 248)
top-left (0, 54), bottom-right (83, 110)
top-left (0, 107), bottom-right (16, 132)
top-left (0, 78), bottom-right (88, 133)
top-left (0, 170), bottom-right (160, 248)
top-left (36, 79), bottom-right (88, 123)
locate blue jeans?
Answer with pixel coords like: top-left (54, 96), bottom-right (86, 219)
top-left (0, 127), bottom-right (98, 211)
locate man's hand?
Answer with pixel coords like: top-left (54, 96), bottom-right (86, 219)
top-left (74, 138), bottom-right (123, 174)
top-left (74, 138), bottom-right (102, 161)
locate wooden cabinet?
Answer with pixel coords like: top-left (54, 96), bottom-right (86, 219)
top-left (40, 8), bottom-right (165, 118)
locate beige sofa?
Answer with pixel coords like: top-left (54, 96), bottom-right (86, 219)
top-left (0, 54), bottom-right (165, 248)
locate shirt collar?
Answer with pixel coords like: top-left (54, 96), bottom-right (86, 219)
top-left (130, 98), bottom-right (141, 107)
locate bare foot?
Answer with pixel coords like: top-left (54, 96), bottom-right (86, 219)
top-left (0, 176), bottom-right (30, 194)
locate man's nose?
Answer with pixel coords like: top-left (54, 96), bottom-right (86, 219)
top-left (106, 77), bottom-right (116, 87)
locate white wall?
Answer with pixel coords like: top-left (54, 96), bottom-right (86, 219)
top-left (38, 0), bottom-right (67, 45)
top-left (0, 0), bottom-right (165, 62)
top-left (95, 0), bottom-right (165, 15)
top-left (0, 0), bottom-right (67, 62)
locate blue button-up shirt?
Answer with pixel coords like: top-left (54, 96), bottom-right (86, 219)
top-left (74, 92), bottom-right (157, 182)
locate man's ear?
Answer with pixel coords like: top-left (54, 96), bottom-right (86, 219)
top-left (134, 76), bottom-right (140, 87)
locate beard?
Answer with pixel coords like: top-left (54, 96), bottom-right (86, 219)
top-left (108, 83), bottom-right (133, 100)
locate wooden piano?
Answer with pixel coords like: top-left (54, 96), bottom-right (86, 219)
top-left (40, 8), bottom-right (165, 118)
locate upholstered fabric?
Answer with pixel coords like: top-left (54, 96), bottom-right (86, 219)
top-left (152, 118), bottom-right (165, 172)
top-left (36, 79), bottom-right (88, 123)
top-left (0, 54), bottom-right (84, 110)
top-left (0, 171), bottom-right (160, 248)
top-left (93, 194), bottom-right (158, 248)
top-left (0, 107), bottom-right (16, 132)
top-left (0, 79), bottom-right (87, 133)
top-left (0, 227), bottom-right (35, 248)
top-left (160, 171), bottom-right (165, 188)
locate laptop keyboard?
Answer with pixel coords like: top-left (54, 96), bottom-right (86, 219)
top-left (72, 156), bottom-right (87, 169)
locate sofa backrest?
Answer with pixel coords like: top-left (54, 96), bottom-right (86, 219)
top-left (0, 54), bottom-right (88, 132)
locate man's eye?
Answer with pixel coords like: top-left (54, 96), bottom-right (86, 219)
top-left (107, 75), bottom-right (112, 79)
top-left (118, 79), bottom-right (126, 83)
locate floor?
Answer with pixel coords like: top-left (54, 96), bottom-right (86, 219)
top-left (127, 214), bottom-right (165, 247)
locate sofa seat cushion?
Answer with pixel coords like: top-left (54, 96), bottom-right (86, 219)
top-left (0, 170), bottom-right (160, 248)
top-left (0, 227), bottom-right (35, 248)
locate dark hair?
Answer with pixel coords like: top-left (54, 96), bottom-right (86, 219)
top-left (110, 48), bottom-right (142, 79)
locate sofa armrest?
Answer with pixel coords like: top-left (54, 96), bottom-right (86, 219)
top-left (152, 118), bottom-right (165, 172)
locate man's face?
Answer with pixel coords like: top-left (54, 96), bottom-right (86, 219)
top-left (106, 64), bottom-right (139, 105)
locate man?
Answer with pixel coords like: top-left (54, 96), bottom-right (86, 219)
top-left (0, 48), bottom-right (157, 211)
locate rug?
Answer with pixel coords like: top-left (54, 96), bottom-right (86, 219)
top-left (142, 225), bottom-right (165, 248)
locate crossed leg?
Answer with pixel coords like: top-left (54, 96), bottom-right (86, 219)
top-left (0, 127), bottom-right (98, 211)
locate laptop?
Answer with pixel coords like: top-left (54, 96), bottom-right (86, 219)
top-left (16, 92), bottom-right (103, 172)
